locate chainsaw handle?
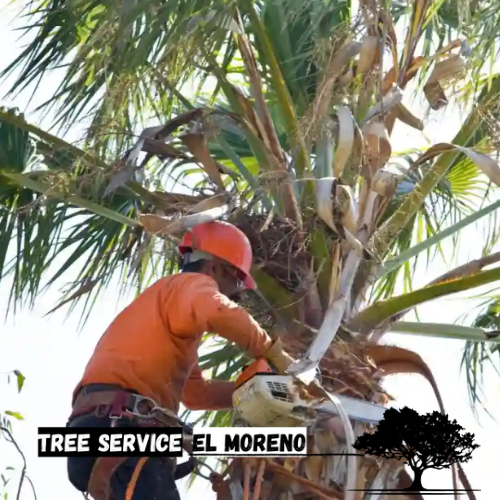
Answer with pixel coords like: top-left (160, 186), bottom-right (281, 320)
top-left (263, 358), bottom-right (279, 373)
top-left (236, 358), bottom-right (277, 387)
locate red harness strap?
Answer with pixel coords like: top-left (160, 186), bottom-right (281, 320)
top-left (70, 389), bottom-right (182, 427)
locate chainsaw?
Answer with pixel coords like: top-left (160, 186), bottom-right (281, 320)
top-left (232, 358), bottom-right (386, 428)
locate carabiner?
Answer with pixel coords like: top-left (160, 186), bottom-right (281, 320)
top-left (125, 395), bottom-right (158, 419)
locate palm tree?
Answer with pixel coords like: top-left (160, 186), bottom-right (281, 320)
top-left (2, 0), bottom-right (500, 499)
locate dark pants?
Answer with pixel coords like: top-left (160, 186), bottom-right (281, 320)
top-left (67, 413), bottom-right (181, 500)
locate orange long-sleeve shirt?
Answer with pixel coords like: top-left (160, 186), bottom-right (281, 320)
top-left (73, 273), bottom-right (273, 412)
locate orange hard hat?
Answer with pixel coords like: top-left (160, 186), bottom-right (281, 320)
top-left (178, 221), bottom-right (256, 290)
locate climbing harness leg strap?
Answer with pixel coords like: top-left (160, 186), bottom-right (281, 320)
top-left (69, 385), bottom-right (192, 500)
top-left (88, 456), bottom-right (129, 500)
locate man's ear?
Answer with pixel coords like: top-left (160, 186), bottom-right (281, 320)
top-left (203, 259), bottom-right (219, 280)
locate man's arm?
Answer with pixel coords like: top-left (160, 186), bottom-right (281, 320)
top-left (181, 362), bottom-right (236, 411)
top-left (187, 275), bottom-right (273, 357)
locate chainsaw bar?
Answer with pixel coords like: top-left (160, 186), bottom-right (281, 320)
top-left (315, 393), bottom-right (386, 426)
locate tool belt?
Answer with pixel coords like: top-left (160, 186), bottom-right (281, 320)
top-left (69, 384), bottom-right (194, 500)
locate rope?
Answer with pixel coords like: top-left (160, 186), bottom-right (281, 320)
top-left (125, 457), bottom-right (148, 500)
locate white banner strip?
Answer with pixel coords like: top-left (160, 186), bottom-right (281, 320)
top-left (190, 427), bottom-right (308, 456)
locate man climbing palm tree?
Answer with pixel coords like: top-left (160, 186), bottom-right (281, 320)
top-left (65, 220), bottom-right (295, 500)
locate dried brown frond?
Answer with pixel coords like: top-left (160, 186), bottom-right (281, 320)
top-left (234, 213), bottom-right (313, 293)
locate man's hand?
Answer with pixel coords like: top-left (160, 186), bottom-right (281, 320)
top-left (265, 338), bottom-right (295, 374)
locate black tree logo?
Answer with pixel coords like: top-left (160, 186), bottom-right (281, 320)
top-left (353, 407), bottom-right (479, 491)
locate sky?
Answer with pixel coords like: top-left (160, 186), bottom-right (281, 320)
top-left (1, 2), bottom-right (500, 500)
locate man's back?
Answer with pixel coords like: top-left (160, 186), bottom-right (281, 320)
top-left (74, 273), bottom-right (207, 412)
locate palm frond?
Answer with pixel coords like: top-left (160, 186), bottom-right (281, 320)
top-left (459, 297), bottom-right (500, 414)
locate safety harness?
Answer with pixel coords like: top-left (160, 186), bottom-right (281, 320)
top-left (69, 385), bottom-right (195, 500)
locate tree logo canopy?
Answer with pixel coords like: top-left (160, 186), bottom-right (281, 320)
top-left (352, 406), bottom-right (480, 495)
